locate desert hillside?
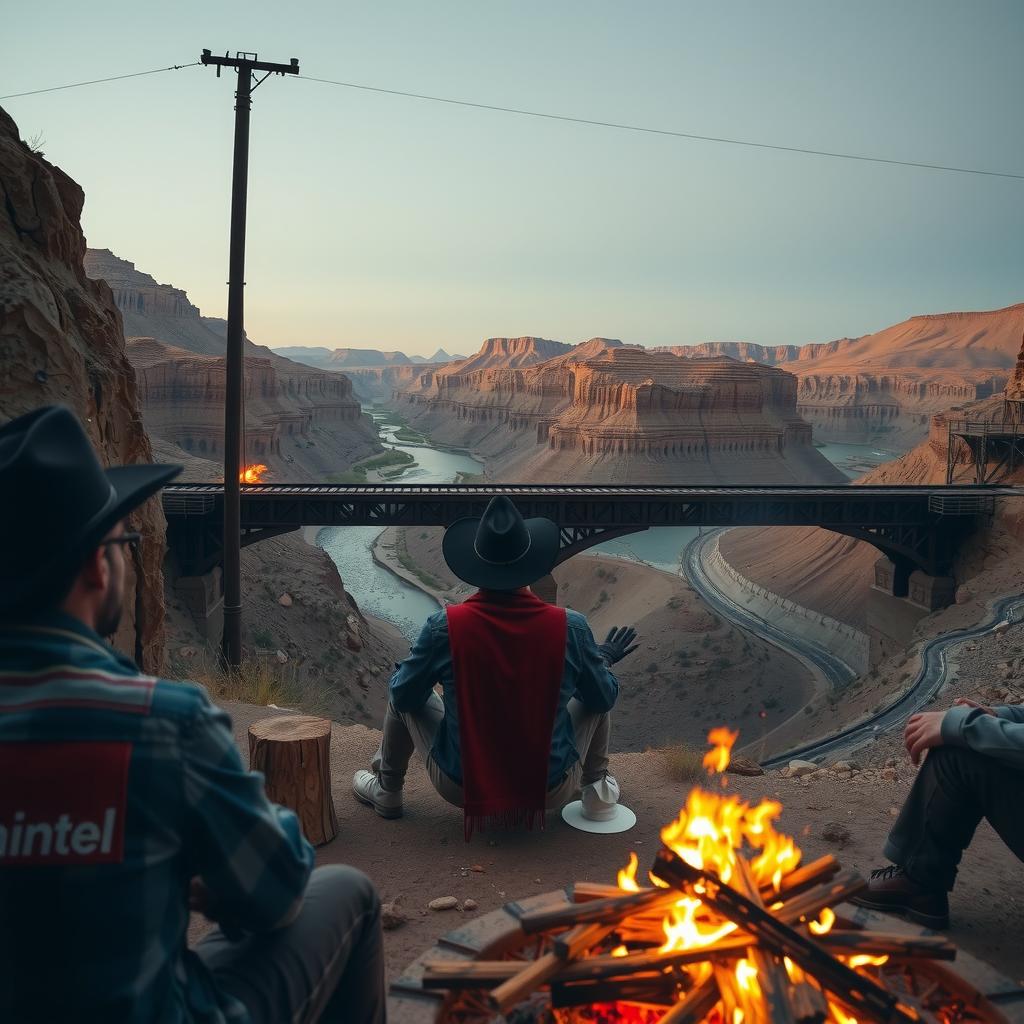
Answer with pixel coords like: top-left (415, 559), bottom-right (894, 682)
top-left (666, 304), bottom-right (1022, 447)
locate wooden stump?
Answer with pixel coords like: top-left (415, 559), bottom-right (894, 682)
top-left (248, 715), bottom-right (339, 846)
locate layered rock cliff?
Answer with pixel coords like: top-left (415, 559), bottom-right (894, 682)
top-left (0, 109), bottom-right (167, 670)
top-left (84, 249), bottom-right (379, 478)
top-left (126, 338), bottom-right (376, 477)
top-left (394, 337), bottom-right (844, 483)
top-left (661, 304), bottom-right (1023, 447)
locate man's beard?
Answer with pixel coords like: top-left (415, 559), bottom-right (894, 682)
top-left (96, 576), bottom-right (124, 637)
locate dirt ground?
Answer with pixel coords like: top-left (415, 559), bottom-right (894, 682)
top-left (187, 702), bottom-right (1024, 988)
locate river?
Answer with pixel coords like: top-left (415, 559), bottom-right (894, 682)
top-left (315, 411), bottom-right (898, 639)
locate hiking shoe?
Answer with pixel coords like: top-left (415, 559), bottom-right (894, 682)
top-left (851, 865), bottom-right (949, 929)
top-left (352, 770), bottom-right (403, 819)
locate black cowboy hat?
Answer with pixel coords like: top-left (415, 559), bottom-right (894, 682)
top-left (441, 495), bottom-right (559, 591)
top-left (0, 405), bottom-right (182, 614)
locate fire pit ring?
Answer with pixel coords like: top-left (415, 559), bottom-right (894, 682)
top-left (388, 890), bottom-right (1024, 1023)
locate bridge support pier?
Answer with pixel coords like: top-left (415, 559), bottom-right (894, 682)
top-left (867, 556), bottom-right (955, 666)
top-left (173, 567), bottom-right (225, 644)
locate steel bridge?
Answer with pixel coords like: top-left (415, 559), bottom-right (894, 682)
top-left (162, 482), bottom-right (1019, 583)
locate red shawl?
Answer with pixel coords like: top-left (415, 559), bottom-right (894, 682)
top-left (446, 590), bottom-right (567, 841)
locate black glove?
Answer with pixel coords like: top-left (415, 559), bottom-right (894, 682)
top-left (598, 626), bottom-right (639, 666)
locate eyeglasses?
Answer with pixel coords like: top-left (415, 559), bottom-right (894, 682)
top-left (100, 532), bottom-right (142, 556)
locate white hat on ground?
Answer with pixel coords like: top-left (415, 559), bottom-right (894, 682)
top-left (561, 775), bottom-right (637, 834)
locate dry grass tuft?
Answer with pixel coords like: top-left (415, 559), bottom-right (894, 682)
top-left (660, 743), bottom-right (707, 784)
top-left (167, 652), bottom-right (332, 718)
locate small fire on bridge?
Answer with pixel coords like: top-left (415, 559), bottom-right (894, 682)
top-left (239, 464), bottom-right (268, 485)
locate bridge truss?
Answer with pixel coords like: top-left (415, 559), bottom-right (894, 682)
top-left (162, 483), bottom-right (1009, 580)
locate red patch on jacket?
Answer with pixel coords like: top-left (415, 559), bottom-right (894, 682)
top-left (0, 742), bottom-right (131, 865)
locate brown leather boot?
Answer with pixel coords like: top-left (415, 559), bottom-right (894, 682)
top-left (851, 865), bottom-right (949, 929)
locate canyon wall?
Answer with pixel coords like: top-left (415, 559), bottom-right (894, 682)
top-left (0, 108), bottom-right (168, 670)
top-left (394, 338), bottom-right (844, 483)
top-left (660, 305), bottom-right (1023, 447)
top-left (84, 249), bottom-right (379, 478)
top-left (126, 338), bottom-right (376, 479)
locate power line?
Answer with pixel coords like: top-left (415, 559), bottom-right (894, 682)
top-left (0, 62), bottom-right (201, 101)
top-left (297, 74), bottom-right (1024, 181)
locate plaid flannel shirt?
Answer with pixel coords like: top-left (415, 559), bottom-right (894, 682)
top-left (0, 612), bottom-right (315, 1023)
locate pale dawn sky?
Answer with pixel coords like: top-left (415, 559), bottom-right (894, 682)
top-left (4, 1), bottom-right (1023, 357)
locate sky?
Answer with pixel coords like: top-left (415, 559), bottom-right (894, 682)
top-left (4, 1), bottom-right (1023, 358)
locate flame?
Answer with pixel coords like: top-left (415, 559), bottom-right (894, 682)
top-left (240, 463), bottom-right (268, 484)
top-left (610, 945), bottom-right (629, 958)
top-left (809, 906), bottom-right (836, 935)
top-left (846, 954), bottom-right (890, 969)
top-left (618, 726), bottom-right (801, 959)
top-left (703, 727), bottom-right (738, 774)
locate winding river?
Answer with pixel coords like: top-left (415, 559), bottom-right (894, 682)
top-left (316, 407), bottom-right (897, 640)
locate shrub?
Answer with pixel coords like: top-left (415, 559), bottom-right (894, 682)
top-left (175, 654), bottom-right (331, 717)
top-left (252, 628), bottom-right (275, 649)
top-left (661, 744), bottom-right (707, 783)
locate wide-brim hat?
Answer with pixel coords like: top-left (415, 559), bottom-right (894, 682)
top-left (0, 406), bottom-right (181, 613)
top-left (561, 777), bottom-right (637, 834)
top-left (442, 495), bottom-right (559, 591)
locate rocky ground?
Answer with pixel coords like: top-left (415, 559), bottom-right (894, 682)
top-left (187, 702), bottom-right (1024, 988)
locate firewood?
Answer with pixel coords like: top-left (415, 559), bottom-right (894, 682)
top-left (819, 930), bottom-right (956, 961)
top-left (487, 922), bottom-right (613, 1011)
top-left (789, 979), bottom-right (829, 1023)
top-left (521, 887), bottom-right (678, 935)
top-left (551, 921), bottom-right (615, 959)
top-left (651, 847), bottom-right (918, 1024)
top-left (658, 976), bottom-right (721, 1023)
top-left (732, 856), bottom-right (796, 1024)
top-left (550, 974), bottom-right (679, 1009)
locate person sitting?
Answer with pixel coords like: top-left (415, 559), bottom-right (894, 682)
top-left (0, 406), bottom-right (385, 1024)
top-left (853, 696), bottom-right (1024, 929)
top-left (352, 495), bottom-right (638, 838)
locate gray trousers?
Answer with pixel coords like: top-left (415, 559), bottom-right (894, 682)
top-left (374, 692), bottom-right (611, 806)
top-left (195, 865), bottom-right (385, 1024)
top-left (885, 746), bottom-right (1024, 891)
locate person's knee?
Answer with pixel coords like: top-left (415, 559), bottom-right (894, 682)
top-left (309, 864), bottom-right (380, 920)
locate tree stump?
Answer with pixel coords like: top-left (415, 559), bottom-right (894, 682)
top-left (248, 715), bottom-right (338, 846)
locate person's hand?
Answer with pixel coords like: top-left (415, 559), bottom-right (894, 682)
top-left (598, 626), bottom-right (639, 666)
top-left (904, 711), bottom-right (946, 767)
top-left (953, 697), bottom-right (995, 716)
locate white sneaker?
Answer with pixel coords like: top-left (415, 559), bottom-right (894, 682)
top-left (352, 770), bottom-right (403, 819)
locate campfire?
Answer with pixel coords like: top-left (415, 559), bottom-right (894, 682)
top-left (421, 729), bottom-right (1001, 1023)
top-left (239, 463), bottom-right (268, 484)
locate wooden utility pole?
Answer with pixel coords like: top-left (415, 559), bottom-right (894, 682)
top-left (200, 49), bottom-right (299, 668)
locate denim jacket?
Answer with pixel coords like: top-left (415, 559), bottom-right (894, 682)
top-left (389, 605), bottom-right (618, 787)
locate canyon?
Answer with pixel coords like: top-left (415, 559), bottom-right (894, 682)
top-left (664, 304), bottom-right (1023, 447)
top-left (83, 249), bottom-right (379, 479)
top-left (0, 110), bottom-right (168, 671)
top-left (0, 108), bottom-right (404, 709)
top-left (393, 336), bottom-right (845, 483)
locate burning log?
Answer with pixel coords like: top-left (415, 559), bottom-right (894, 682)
top-left (651, 847), bottom-right (918, 1024)
top-left (418, 728), bottom-right (990, 1024)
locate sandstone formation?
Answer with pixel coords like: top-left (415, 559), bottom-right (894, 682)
top-left (272, 346), bottom-right (415, 369)
top-left (84, 249), bottom-right (379, 478)
top-left (126, 337), bottom-right (376, 478)
top-left (0, 108), bottom-right (167, 670)
top-left (658, 304), bottom-right (1024, 447)
top-left (394, 338), bottom-right (844, 484)
top-left (719, 343), bottom-right (1024, 657)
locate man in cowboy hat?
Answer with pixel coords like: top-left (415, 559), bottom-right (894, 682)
top-left (0, 406), bottom-right (385, 1023)
top-left (353, 495), bottom-right (640, 838)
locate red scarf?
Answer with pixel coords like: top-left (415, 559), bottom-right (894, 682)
top-left (446, 590), bottom-right (567, 841)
